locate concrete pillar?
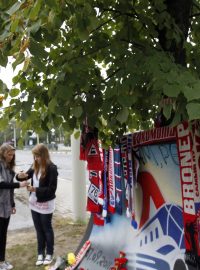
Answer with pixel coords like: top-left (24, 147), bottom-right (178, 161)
top-left (13, 122), bottom-right (16, 148)
top-left (36, 134), bottom-right (39, 144)
top-left (71, 133), bottom-right (87, 222)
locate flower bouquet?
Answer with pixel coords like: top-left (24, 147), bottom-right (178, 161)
top-left (110, 251), bottom-right (128, 270)
top-left (44, 253), bottom-right (76, 270)
top-left (45, 240), bottom-right (91, 270)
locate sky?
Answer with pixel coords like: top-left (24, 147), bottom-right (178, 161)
top-left (0, 58), bottom-right (15, 88)
top-left (0, 58), bottom-right (21, 107)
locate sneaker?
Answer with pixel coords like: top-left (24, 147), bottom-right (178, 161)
top-left (4, 262), bottom-right (13, 270)
top-left (43, 254), bottom-right (53, 265)
top-left (35, 255), bottom-right (44, 266)
top-left (0, 263), bottom-right (6, 270)
top-left (0, 261), bottom-right (13, 270)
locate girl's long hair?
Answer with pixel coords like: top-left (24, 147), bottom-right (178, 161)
top-left (0, 143), bottom-right (15, 170)
top-left (32, 143), bottom-right (51, 178)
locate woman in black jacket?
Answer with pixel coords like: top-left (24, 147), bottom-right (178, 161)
top-left (16, 143), bottom-right (58, 267)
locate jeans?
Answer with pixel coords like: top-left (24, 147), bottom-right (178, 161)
top-left (31, 210), bottom-right (54, 255)
top-left (0, 217), bottom-right (10, 261)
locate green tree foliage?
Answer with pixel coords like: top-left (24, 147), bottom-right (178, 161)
top-left (0, 0), bottom-right (199, 145)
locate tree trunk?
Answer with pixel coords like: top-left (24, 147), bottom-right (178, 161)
top-left (158, 0), bottom-right (193, 66)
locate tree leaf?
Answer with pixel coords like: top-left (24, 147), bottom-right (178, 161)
top-left (71, 106), bottom-right (83, 118)
top-left (28, 20), bottom-right (42, 34)
top-left (186, 103), bottom-right (200, 120)
top-left (183, 83), bottom-right (200, 101)
top-left (29, 0), bottom-right (43, 21)
top-left (48, 98), bottom-right (57, 113)
top-left (12, 53), bottom-right (25, 70)
top-left (118, 95), bottom-right (135, 107)
top-left (116, 108), bottom-right (129, 124)
top-left (31, 56), bottom-right (46, 72)
top-left (163, 84), bottom-right (181, 97)
top-left (0, 52), bottom-right (8, 67)
top-left (29, 38), bottom-right (48, 59)
top-left (9, 88), bottom-right (20, 97)
top-left (163, 104), bottom-right (172, 120)
top-left (10, 18), bottom-right (19, 32)
top-left (6, 0), bottom-right (25, 15)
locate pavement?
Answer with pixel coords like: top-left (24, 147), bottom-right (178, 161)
top-left (9, 178), bottom-right (74, 230)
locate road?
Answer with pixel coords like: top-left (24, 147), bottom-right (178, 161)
top-left (9, 149), bottom-right (88, 230)
top-left (8, 149), bottom-right (73, 230)
top-left (15, 149), bottom-right (72, 180)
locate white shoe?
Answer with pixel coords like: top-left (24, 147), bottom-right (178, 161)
top-left (4, 262), bottom-right (13, 270)
top-left (0, 263), bottom-right (7, 270)
top-left (0, 261), bottom-right (13, 270)
top-left (35, 255), bottom-right (44, 266)
top-left (43, 254), bottom-right (53, 265)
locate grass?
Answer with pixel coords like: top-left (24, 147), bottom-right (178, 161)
top-left (6, 217), bottom-right (87, 270)
top-left (7, 244), bottom-right (37, 270)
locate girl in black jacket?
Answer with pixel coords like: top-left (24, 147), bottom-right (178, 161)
top-left (16, 143), bottom-right (58, 267)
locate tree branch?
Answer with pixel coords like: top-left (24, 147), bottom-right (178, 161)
top-left (90, 14), bottom-right (121, 34)
top-left (102, 68), bottom-right (121, 83)
top-left (120, 38), bottom-right (145, 51)
top-left (190, 12), bottom-right (200, 17)
top-left (193, 1), bottom-right (200, 12)
top-left (65, 43), bottom-right (111, 64)
top-left (101, 8), bottom-right (137, 19)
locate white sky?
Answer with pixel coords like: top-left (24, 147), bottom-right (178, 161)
top-left (0, 63), bottom-right (14, 88)
top-left (0, 58), bottom-right (21, 107)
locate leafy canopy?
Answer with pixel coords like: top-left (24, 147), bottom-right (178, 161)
top-left (0, 0), bottom-right (200, 145)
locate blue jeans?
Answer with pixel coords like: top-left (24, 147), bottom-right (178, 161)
top-left (31, 210), bottom-right (54, 255)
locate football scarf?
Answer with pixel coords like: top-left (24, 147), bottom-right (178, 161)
top-left (121, 136), bottom-right (132, 218)
top-left (114, 145), bottom-right (123, 215)
top-left (85, 138), bottom-right (103, 171)
top-left (79, 120), bottom-right (90, 161)
top-left (98, 170), bottom-right (104, 206)
top-left (108, 147), bottom-right (116, 213)
top-left (93, 213), bottom-right (105, 226)
top-left (98, 142), bottom-right (104, 205)
top-left (127, 134), bottom-right (138, 229)
top-left (102, 149), bottom-right (109, 218)
top-left (87, 170), bottom-right (101, 213)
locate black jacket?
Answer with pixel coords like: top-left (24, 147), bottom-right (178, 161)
top-left (16, 162), bottom-right (58, 203)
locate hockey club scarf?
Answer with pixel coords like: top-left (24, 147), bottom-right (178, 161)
top-left (132, 146), bottom-right (140, 229)
top-left (85, 138), bottom-right (103, 171)
top-left (132, 146), bottom-right (140, 184)
top-left (127, 134), bottom-right (138, 229)
top-left (114, 145), bottom-right (123, 215)
top-left (102, 149), bottom-right (109, 218)
top-left (121, 136), bottom-right (132, 218)
top-left (87, 171), bottom-right (101, 213)
top-left (98, 170), bottom-right (104, 206)
top-left (98, 142), bottom-right (104, 205)
top-left (108, 147), bottom-right (116, 213)
top-left (79, 120), bottom-right (90, 161)
top-left (79, 119), bottom-right (102, 172)
top-left (93, 213), bottom-right (105, 226)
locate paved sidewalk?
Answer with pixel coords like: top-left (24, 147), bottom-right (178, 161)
top-left (9, 178), bottom-right (74, 230)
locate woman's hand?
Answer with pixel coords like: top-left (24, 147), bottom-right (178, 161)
top-left (12, 207), bottom-right (16, 214)
top-left (17, 171), bottom-right (28, 179)
top-left (27, 185), bottom-right (36, 192)
top-left (19, 181), bottom-right (28, 188)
